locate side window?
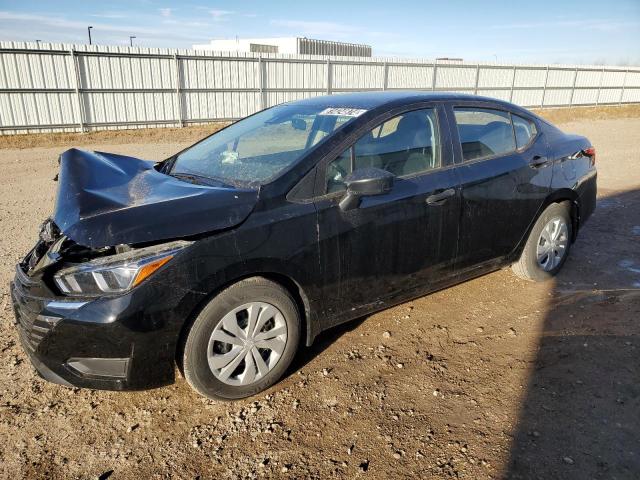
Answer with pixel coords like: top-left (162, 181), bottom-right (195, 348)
top-left (454, 108), bottom-right (516, 162)
top-left (326, 148), bottom-right (352, 194)
top-left (324, 108), bottom-right (440, 193)
top-left (512, 114), bottom-right (537, 149)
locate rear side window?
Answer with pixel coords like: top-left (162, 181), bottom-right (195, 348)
top-left (454, 108), bottom-right (516, 162)
top-left (512, 114), bottom-right (537, 149)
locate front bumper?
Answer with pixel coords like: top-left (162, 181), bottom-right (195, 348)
top-left (10, 263), bottom-right (196, 391)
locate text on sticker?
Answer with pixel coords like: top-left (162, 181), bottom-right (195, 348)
top-left (319, 107), bottom-right (367, 117)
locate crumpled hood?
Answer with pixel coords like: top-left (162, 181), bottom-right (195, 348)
top-left (53, 148), bottom-right (259, 248)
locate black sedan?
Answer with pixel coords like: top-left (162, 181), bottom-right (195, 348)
top-left (10, 92), bottom-right (597, 400)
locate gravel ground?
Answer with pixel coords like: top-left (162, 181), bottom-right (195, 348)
top-left (0, 118), bottom-right (638, 479)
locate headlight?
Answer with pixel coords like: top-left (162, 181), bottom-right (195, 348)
top-left (54, 241), bottom-right (190, 297)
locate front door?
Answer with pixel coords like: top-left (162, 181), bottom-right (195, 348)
top-left (313, 106), bottom-right (461, 327)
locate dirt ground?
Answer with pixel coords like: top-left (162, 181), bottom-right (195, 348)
top-left (0, 116), bottom-right (638, 479)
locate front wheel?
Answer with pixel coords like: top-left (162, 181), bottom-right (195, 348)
top-left (183, 277), bottom-right (300, 400)
top-left (512, 202), bottom-right (572, 282)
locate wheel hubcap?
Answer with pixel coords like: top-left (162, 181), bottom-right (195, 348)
top-left (537, 216), bottom-right (569, 271)
top-left (207, 302), bottom-right (287, 386)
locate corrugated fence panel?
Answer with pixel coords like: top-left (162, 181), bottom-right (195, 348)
top-left (543, 89), bottom-right (572, 106)
top-left (513, 89), bottom-right (544, 107)
top-left (515, 68), bottom-right (547, 88)
top-left (599, 88), bottom-right (623, 104)
top-left (435, 65), bottom-right (477, 89)
top-left (332, 63), bottom-right (385, 89)
top-left (572, 89), bottom-right (600, 105)
top-left (625, 71), bottom-right (640, 87)
top-left (1, 42), bottom-right (639, 133)
top-left (623, 88), bottom-right (640, 102)
top-left (265, 60), bottom-right (326, 90)
top-left (546, 69), bottom-right (576, 87)
top-left (601, 70), bottom-right (626, 87)
top-left (83, 92), bottom-right (178, 125)
top-left (575, 69), bottom-right (603, 88)
top-left (478, 67), bottom-right (513, 88)
top-left (387, 64), bottom-right (434, 89)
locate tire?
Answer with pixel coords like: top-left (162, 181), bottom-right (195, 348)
top-left (512, 202), bottom-right (572, 282)
top-left (183, 277), bottom-right (300, 400)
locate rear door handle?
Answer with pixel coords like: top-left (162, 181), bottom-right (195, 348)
top-left (530, 155), bottom-right (550, 168)
top-left (426, 188), bottom-right (456, 205)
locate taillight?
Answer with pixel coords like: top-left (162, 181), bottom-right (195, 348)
top-left (582, 146), bottom-right (596, 166)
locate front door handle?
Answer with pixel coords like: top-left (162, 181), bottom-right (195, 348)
top-left (426, 188), bottom-right (456, 205)
top-left (530, 155), bottom-right (550, 168)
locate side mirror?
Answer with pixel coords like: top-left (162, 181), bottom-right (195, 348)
top-left (291, 118), bottom-right (307, 131)
top-left (339, 167), bottom-right (394, 211)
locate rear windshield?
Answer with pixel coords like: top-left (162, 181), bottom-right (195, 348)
top-left (170, 104), bottom-right (362, 187)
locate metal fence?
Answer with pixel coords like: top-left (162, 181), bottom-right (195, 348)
top-left (1, 41), bottom-right (639, 134)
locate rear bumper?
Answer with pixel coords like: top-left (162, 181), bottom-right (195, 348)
top-left (577, 170), bottom-right (597, 231)
top-left (10, 264), bottom-right (196, 391)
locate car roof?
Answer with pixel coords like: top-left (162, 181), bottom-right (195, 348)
top-left (286, 91), bottom-right (534, 116)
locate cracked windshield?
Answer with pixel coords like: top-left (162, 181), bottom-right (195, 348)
top-left (171, 104), bottom-right (363, 186)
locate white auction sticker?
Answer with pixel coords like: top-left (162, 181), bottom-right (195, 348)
top-left (319, 107), bottom-right (367, 117)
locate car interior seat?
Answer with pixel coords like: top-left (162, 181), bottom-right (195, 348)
top-left (391, 114), bottom-right (434, 176)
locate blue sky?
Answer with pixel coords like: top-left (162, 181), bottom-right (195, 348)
top-left (0, 0), bottom-right (638, 64)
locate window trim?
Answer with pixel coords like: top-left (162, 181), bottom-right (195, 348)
top-left (316, 104), bottom-right (445, 199)
top-left (451, 104), bottom-right (541, 165)
top-left (510, 112), bottom-right (539, 151)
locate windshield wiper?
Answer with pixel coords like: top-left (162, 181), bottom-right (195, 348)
top-left (170, 171), bottom-right (244, 189)
top-left (169, 172), bottom-right (229, 187)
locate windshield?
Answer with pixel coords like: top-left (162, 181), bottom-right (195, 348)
top-left (170, 104), bottom-right (364, 186)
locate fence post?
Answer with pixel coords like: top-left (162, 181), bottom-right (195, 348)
top-left (431, 62), bottom-right (438, 91)
top-left (173, 54), bottom-right (183, 127)
top-left (595, 66), bottom-right (605, 106)
top-left (541, 65), bottom-right (549, 108)
top-left (69, 48), bottom-right (85, 132)
top-left (569, 67), bottom-right (578, 106)
top-left (620, 68), bottom-right (628, 105)
top-left (258, 55), bottom-right (267, 110)
top-left (474, 64), bottom-right (480, 95)
top-left (382, 61), bottom-right (389, 91)
top-left (509, 66), bottom-right (517, 102)
top-left (326, 58), bottom-right (332, 95)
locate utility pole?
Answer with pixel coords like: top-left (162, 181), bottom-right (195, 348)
top-left (129, 36), bottom-right (136, 47)
top-left (88, 26), bottom-right (93, 45)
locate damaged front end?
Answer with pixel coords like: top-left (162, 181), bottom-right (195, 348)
top-left (21, 217), bottom-right (190, 297)
top-left (10, 147), bottom-right (258, 391)
top-left (11, 215), bottom-right (196, 390)
top-left (20, 146), bottom-right (259, 292)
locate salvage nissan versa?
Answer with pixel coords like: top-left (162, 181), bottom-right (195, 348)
top-left (11, 92), bottom-right (596, 400)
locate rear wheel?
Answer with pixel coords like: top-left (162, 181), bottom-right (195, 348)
top-left (512, 202), bottom-right (572, 282)
top-left (183, 277), bottom-right (300, 400)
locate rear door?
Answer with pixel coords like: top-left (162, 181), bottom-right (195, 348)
top-left (312, 105), bottom-right (460, 324)
top-left (446, 103), bottom-right (552, 272)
